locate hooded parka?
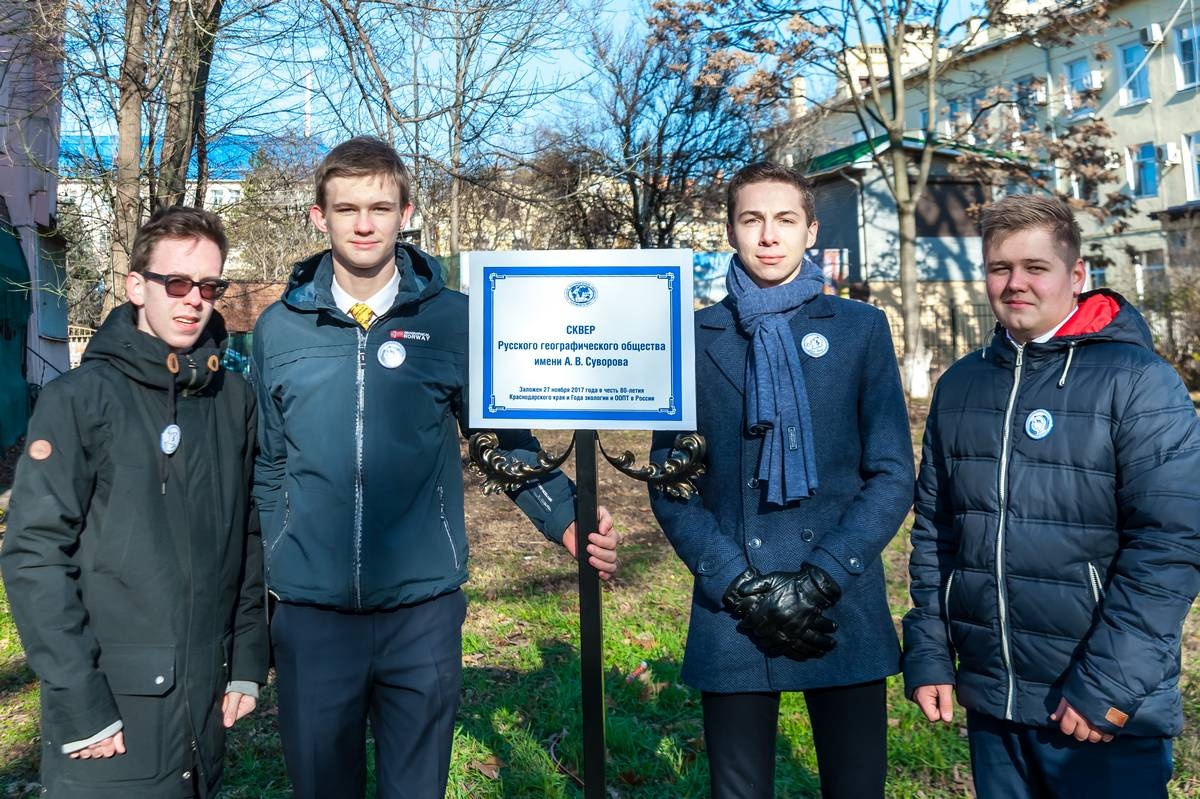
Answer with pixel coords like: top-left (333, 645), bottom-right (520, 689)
top-left (903, 290), bottom-right (1200, 738)
top-left (0, 305), bottom-right (268, 798)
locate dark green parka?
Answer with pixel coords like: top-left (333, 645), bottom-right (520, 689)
top-left (0, 305), bottom-right (268, 798)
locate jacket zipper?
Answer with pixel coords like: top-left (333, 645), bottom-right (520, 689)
top-left (1088, 563), bottom-right (1105, 603)
top-left (437, 484), bottom-right (460, 570)
top-left (943, 571), bottom-right (955, 621)
top-left (353, 328), bottom-right (367, 609)
top-left (995, 344), bottom-right (1023, 721)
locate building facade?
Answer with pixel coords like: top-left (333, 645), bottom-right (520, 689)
top-left (800, 0), bottom-right (1200, 320)
top-left (0, 0), bottom-right (67, 449)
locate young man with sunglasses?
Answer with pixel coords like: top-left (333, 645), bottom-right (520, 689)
top-left (251, 136), bottom-right (618, 799)
top-left (1, 207), bottom-right (268, 798)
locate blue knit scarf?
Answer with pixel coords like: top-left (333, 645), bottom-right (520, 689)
top-left (725, 254), bottom-right (825, 506)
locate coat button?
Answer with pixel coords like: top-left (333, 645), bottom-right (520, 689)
top-left (182, 771), bottom-right (192, 780)
top-left (801, 529), bottom-right (814, 542)
top-left (154, 675), bottom-right (165, 685)
top-left (747, 477), bottom-right (759, 488)
top-left (849, 557), bottom-right (863, 570)
top-left (748, 537), bottom-right (762, 550)
top-left (699, 560), bottom-right (711, 573)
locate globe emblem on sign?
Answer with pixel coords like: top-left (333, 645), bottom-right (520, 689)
top-left (565, 281), bottom-right (597, 307)
top-left (1025, 409), bottom-right (1054, 440)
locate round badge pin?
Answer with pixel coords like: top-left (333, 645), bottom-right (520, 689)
top-left (377, 340), bottom-right (407, 369)
top-left (801, 332), bottom-right (830, 358)
top-left (160, 423), bottom-right (182, 455)
top-left (1025, 409), bottom-right (1054, 440)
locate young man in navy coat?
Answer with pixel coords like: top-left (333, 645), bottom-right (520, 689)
top-left (649, 161), bottom-right (914, 798)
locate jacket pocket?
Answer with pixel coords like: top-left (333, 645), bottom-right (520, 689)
top-left (55, 645), bottom-right (174, 784)
top-left (265, 490), bottom-right (292, 559)
top-left (1087, 562), bottom-right (1105, 604)
top-left (437, 484), bottom-right (461, 571)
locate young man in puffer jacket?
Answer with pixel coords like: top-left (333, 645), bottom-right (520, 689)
top-left (903, 195), bottom-right (1200, 798)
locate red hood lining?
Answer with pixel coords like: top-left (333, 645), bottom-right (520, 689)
top-left (1055, 294), bottom-right (1120, 338)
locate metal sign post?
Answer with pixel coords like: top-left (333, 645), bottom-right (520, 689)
top-left (464, 249), bottom-right (703, 797)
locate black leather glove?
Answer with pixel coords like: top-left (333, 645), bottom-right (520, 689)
top-left (722, 567), bottom-right (766, 619)
top-left (742, 563), bottom-right (842, 659)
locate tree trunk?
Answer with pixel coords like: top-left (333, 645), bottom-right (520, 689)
top-left (891, 145), bottom-right (929, 398)
top-left (105, 0), bottom-right (148, 318)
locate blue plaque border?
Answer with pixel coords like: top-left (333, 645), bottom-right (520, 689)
top-left (481, 265), bottom-right (684, 423)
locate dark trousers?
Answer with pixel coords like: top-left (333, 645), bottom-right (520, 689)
top-left (967, 710), bottom-right (1172, 799)
top-left (701, 679), bottom-right (888, 799)
top-left (270, 591), bottom-right (467, 799)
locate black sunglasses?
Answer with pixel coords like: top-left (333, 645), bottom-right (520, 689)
top-left (143, 272), bottom-right (230, 301)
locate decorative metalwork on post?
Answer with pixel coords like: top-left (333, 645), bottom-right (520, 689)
top-left (596, 432), bottom-right (707, 499)
top-left (468, 432), bottom-right (575, 494)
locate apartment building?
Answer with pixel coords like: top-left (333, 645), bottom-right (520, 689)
top-left (800, 0), bottom-right (1200, 315)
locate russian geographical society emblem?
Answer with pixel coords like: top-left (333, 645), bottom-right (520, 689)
top-left (565, 281), bottom-right (597, 307)
top-left (1024, 409), bottom-right (1054, 440)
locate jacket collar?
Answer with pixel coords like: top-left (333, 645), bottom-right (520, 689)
top-left (701, 293), bottom-right (838, 393)
top-left (282, 243), bottom-right (442, 319)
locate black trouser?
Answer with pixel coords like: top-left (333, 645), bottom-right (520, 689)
top-left (271, 591), bottom-right (467, 799)
top-left (702, 679), bottom-right (888, 799)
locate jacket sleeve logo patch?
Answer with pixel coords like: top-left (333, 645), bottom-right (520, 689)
top-left (1105, 706), bottom-right (1129, 727)
top-left (27, 439), bottom-right (52, 460)
top-left (801, 332), bottom-right (829, 358)
top-left (1024, 409), bottom-right (1054, 440)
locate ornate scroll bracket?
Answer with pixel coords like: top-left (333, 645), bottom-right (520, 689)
top-left (467, 432), bottom-right (575, 495)
top-left (596, 432), bottom-right (707, 500)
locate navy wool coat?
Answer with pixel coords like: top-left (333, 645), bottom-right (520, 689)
top-left (650, 293), bottom-right (915, 693)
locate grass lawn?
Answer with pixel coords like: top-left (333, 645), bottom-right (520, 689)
top-left (2, 407), bottom-right (1200, 797)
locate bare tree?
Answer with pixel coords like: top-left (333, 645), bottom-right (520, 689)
top-left (559, 11), bottom-right (771, 249)
top-left (303, 0), bottom-right (575, 255)
top-left (650, 0), bottom-right (1113, 394)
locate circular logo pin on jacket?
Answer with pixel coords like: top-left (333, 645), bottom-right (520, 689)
top-left (801, 333), bottom-right (829, 358)
top-left (377, 341), bottom-right (406, 369)
top-left (1025, 409), bottom-right (1054, 440)
top-left (161, 424), bottom-right (182, 455)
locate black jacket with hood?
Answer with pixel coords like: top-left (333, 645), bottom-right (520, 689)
top-left (903, 290), bottom-right (1200, 738)
top-left (0, 304), bottom-right (268, 798)
top-left (251, 244), bottom-right (576, 611)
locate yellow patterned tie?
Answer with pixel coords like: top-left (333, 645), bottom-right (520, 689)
top-left (348, 302), bottom-right (375, 330)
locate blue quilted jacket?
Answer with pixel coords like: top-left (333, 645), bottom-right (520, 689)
top-left (903, 290), bottom-right (1200, 737)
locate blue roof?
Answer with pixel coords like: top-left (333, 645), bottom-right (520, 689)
top-left (58, 133), bottom-right (323, 181)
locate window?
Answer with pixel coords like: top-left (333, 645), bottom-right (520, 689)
top-left (1013, 76), bottom-right (1041, 132)
top-left (1178, 23), bottom-right (1200, 87)
top-left (1136, 249), bottom-right (1167, 302)
top-left (1120, 42), bottom-right (1151, 104)
top-left (211, 188), bottom-right (225, 205)
top-left (1064, 58), bottom-right (1094, 112)
top-left (968, 90), bottom-right (990, 133)
top-left (1069, 172), bottom-right (1099, 204)
top-left (1087, 259), bottom-right (1107, 290)
top-left (1128, 142), bottom-right (1159, 197)
top-left (1188, 132), bottom-right (1200, 199)
top-left (918, 108), bottom-right (929, 134)
top-left (945, 99), bottom-right (961, 134)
